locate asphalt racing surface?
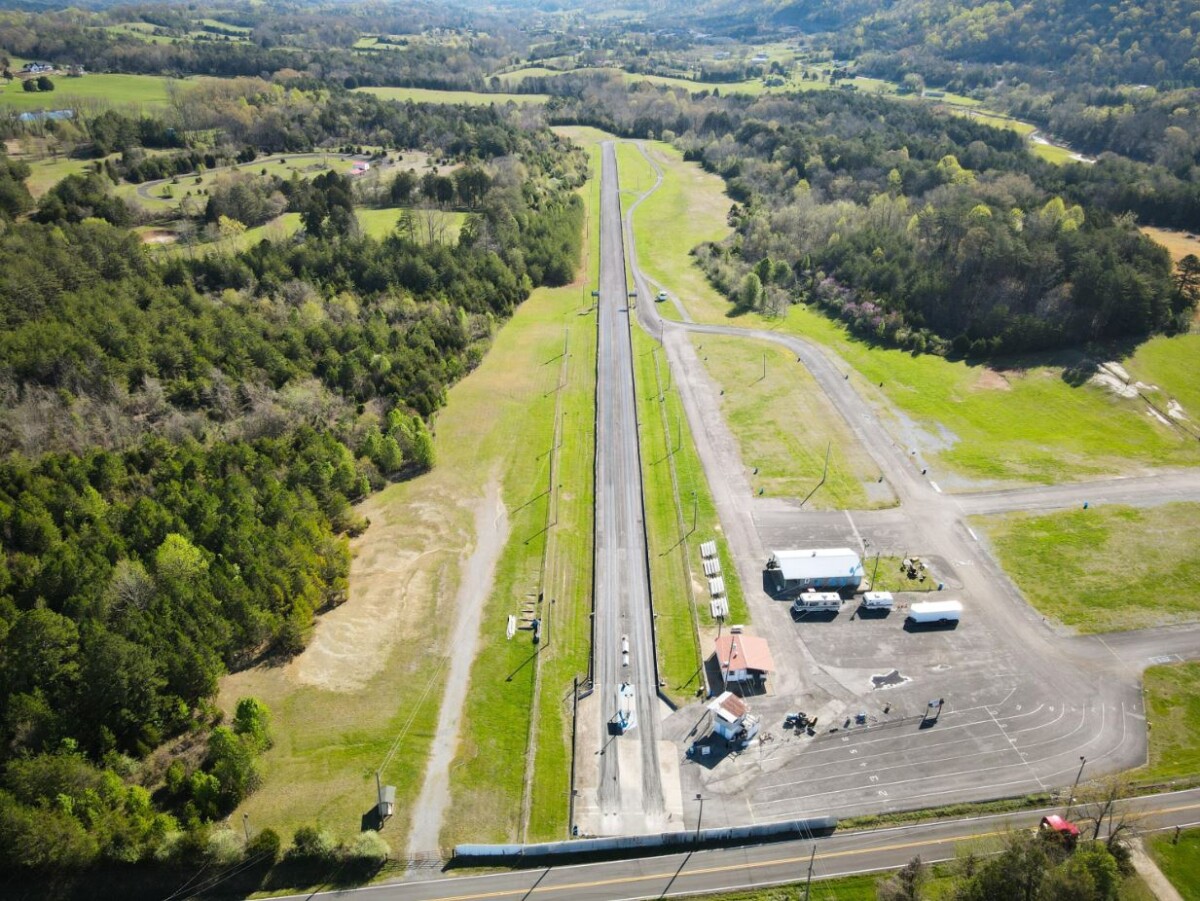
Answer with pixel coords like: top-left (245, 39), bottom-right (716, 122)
top-left (581, 141), bottom-right (666, 836)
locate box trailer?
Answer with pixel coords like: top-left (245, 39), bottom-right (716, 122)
top-left (792, 592), bottom-right (843, 613)
top-left (907, 600), bottom-right (962, 624)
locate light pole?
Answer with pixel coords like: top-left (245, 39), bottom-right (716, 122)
top-left (1064, 755), bottom-right (1086, 820)
top-left (695, 793), bottom-right (705, 843)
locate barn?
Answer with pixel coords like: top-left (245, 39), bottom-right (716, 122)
top-left (766, 547), bottom-right (863, 596)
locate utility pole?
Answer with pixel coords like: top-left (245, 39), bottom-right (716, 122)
top-left (762, 352), bottom-right (767, 381)
top-left (692, 491), bottom-right (698, 533)
top-left (1064, 756), bottom-right (1086, 819)
top-left (804, 845), bottom-right (816, 901)
top-left (695, 794), bottom-right (705, 844)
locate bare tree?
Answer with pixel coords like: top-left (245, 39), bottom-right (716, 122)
top-left (1077, 776), bottom-right (1142, 862)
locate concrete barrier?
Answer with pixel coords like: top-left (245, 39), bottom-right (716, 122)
top-left (454, 816), bottom-right (837, 861)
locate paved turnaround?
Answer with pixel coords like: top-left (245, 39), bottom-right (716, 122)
top-left (581, 141), bottom-right (667, 836)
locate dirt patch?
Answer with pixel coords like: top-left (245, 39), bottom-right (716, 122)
top-left (140, 229), bottom-right (178, 245)
top-left (287, 487), bottom-right (472, 693)
top-left (974, 369), bottom-right (1011, 391)
top-left (406, 477), bottom-right (508, 856)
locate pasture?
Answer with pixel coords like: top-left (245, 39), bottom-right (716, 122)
top-left (976, 503), bottom-right (1200, 632)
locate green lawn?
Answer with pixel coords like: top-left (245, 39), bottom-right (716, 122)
top-left (1143, 662), bottom-right (1200, 784)
top-left (1148, 827), bottom-right (1200, 900)
top-left (691, 334), bottom-right (890, 509)
top-left (975, 504), bottom-right (1200, 632)
top-left (0, 72), bottom-right (196, 108)
top-left (354, 86), bottom-right (548, 105)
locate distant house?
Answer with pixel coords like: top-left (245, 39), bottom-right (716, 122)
top-left (17, 109), bottom-right (75, 123)
top-left (350, 161), bottom-right (371, 176)
top-left (20, 62), bottom-right (53, 75)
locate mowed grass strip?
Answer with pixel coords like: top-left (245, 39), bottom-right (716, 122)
top-left (1142, 662), bottom-right (1200, 784)
top-left (441, 284), bottom-right (592, 845)
top-left (525, 144), bottom-right (602, 842)
top-left (974, 503), bottom-right (1200, 632)
top-left (616, 140), bottom-right (735, 326)
top-left (1148, 826), bottom-right (1200, 900)
top-left (631, 325), bottom-right (750, 702)
top-left (354, 86), bottom-right (548, 105)
top-left (691, 334), bottom-right (887, 509)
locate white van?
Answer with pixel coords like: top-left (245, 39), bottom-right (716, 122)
top-left (861, 591), bottom-right (894, 610)
top-left (792, 592), bottom-right (842, 613)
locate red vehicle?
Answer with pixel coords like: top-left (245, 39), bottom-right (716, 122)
top-left (1039, 815), bottom-right (1081, 850)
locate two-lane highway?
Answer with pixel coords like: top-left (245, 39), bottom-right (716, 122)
top-left (270, 788), bottom-right (1200, 901)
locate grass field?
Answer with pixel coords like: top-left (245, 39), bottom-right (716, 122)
top-left (691, 334), bottom-right (890, 509)
top-left (0, 72), bottom-right (194, 108)
top-left (1142, 662), bottom-right (1200, 784)
top-left (690, 298), bottom-right (1200, 484)
top-left (354, 86), bottom-right (548, 105)
top-left (1141, 225), bottom-right (1200, 264)
top-left (1148, 826), bottom-right (1200, 900)
top-left (974, 503), bottom-right (1200, 632)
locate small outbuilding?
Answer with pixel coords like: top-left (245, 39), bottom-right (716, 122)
top-left (766, 548), bottom-right (863, 595)
top-left (713, 633), bottom-right (775, 687)
top-left (707, 691), bottom-right (760, 744)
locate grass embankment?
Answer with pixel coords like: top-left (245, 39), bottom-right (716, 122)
top-left (218, 193), bottom-right (592, 852)
top-left (1143, 662), bottom-right (1200, 783)
top-left (354, 86), bottom-right (548, 105)
top-left (975, 503), bottom-right (1200, 632)
top-left (622, 135), bottom-right (1200, 485)
top-left (1148, 827), bottom-right (1200, 900)
top-left (689, 334), bottom-right (887, 509)
top-left (630, 326), bottom-right (750, 702)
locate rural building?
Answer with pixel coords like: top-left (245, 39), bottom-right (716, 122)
top-left (350, 161), bottom-right (371, 175)
top-left (707, 691), bottom-right (761, 744)
top-left (713, 633), bottom-right (775, 688)
top-left (20, 62), bottom-right (53, 74)
top-left (766, 548), bottom-right (863, 595)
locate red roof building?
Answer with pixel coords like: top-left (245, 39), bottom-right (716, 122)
top-left (713, 633), bottom-right (775, 686)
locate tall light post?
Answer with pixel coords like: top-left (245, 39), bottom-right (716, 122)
top-left (1064, 755), bottom-right (1086, 819)
top-left (695, 793), bottom-right (705, 844)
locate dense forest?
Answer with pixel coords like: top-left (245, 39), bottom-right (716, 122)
top-left (550, 80), bottom-right (1195, 353)
top-left (0, 95), bottom-right (586, 873)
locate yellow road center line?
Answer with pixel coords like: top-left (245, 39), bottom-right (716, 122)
top-left (431, 800), bottom-right (1200, 901)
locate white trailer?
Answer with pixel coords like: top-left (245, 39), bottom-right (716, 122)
top-left (907, 600), bottom-right (962, 624)
top-left (792, 591), bottom-right (843, 613)
top-left (861, 591), bottom-right (894, 610)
